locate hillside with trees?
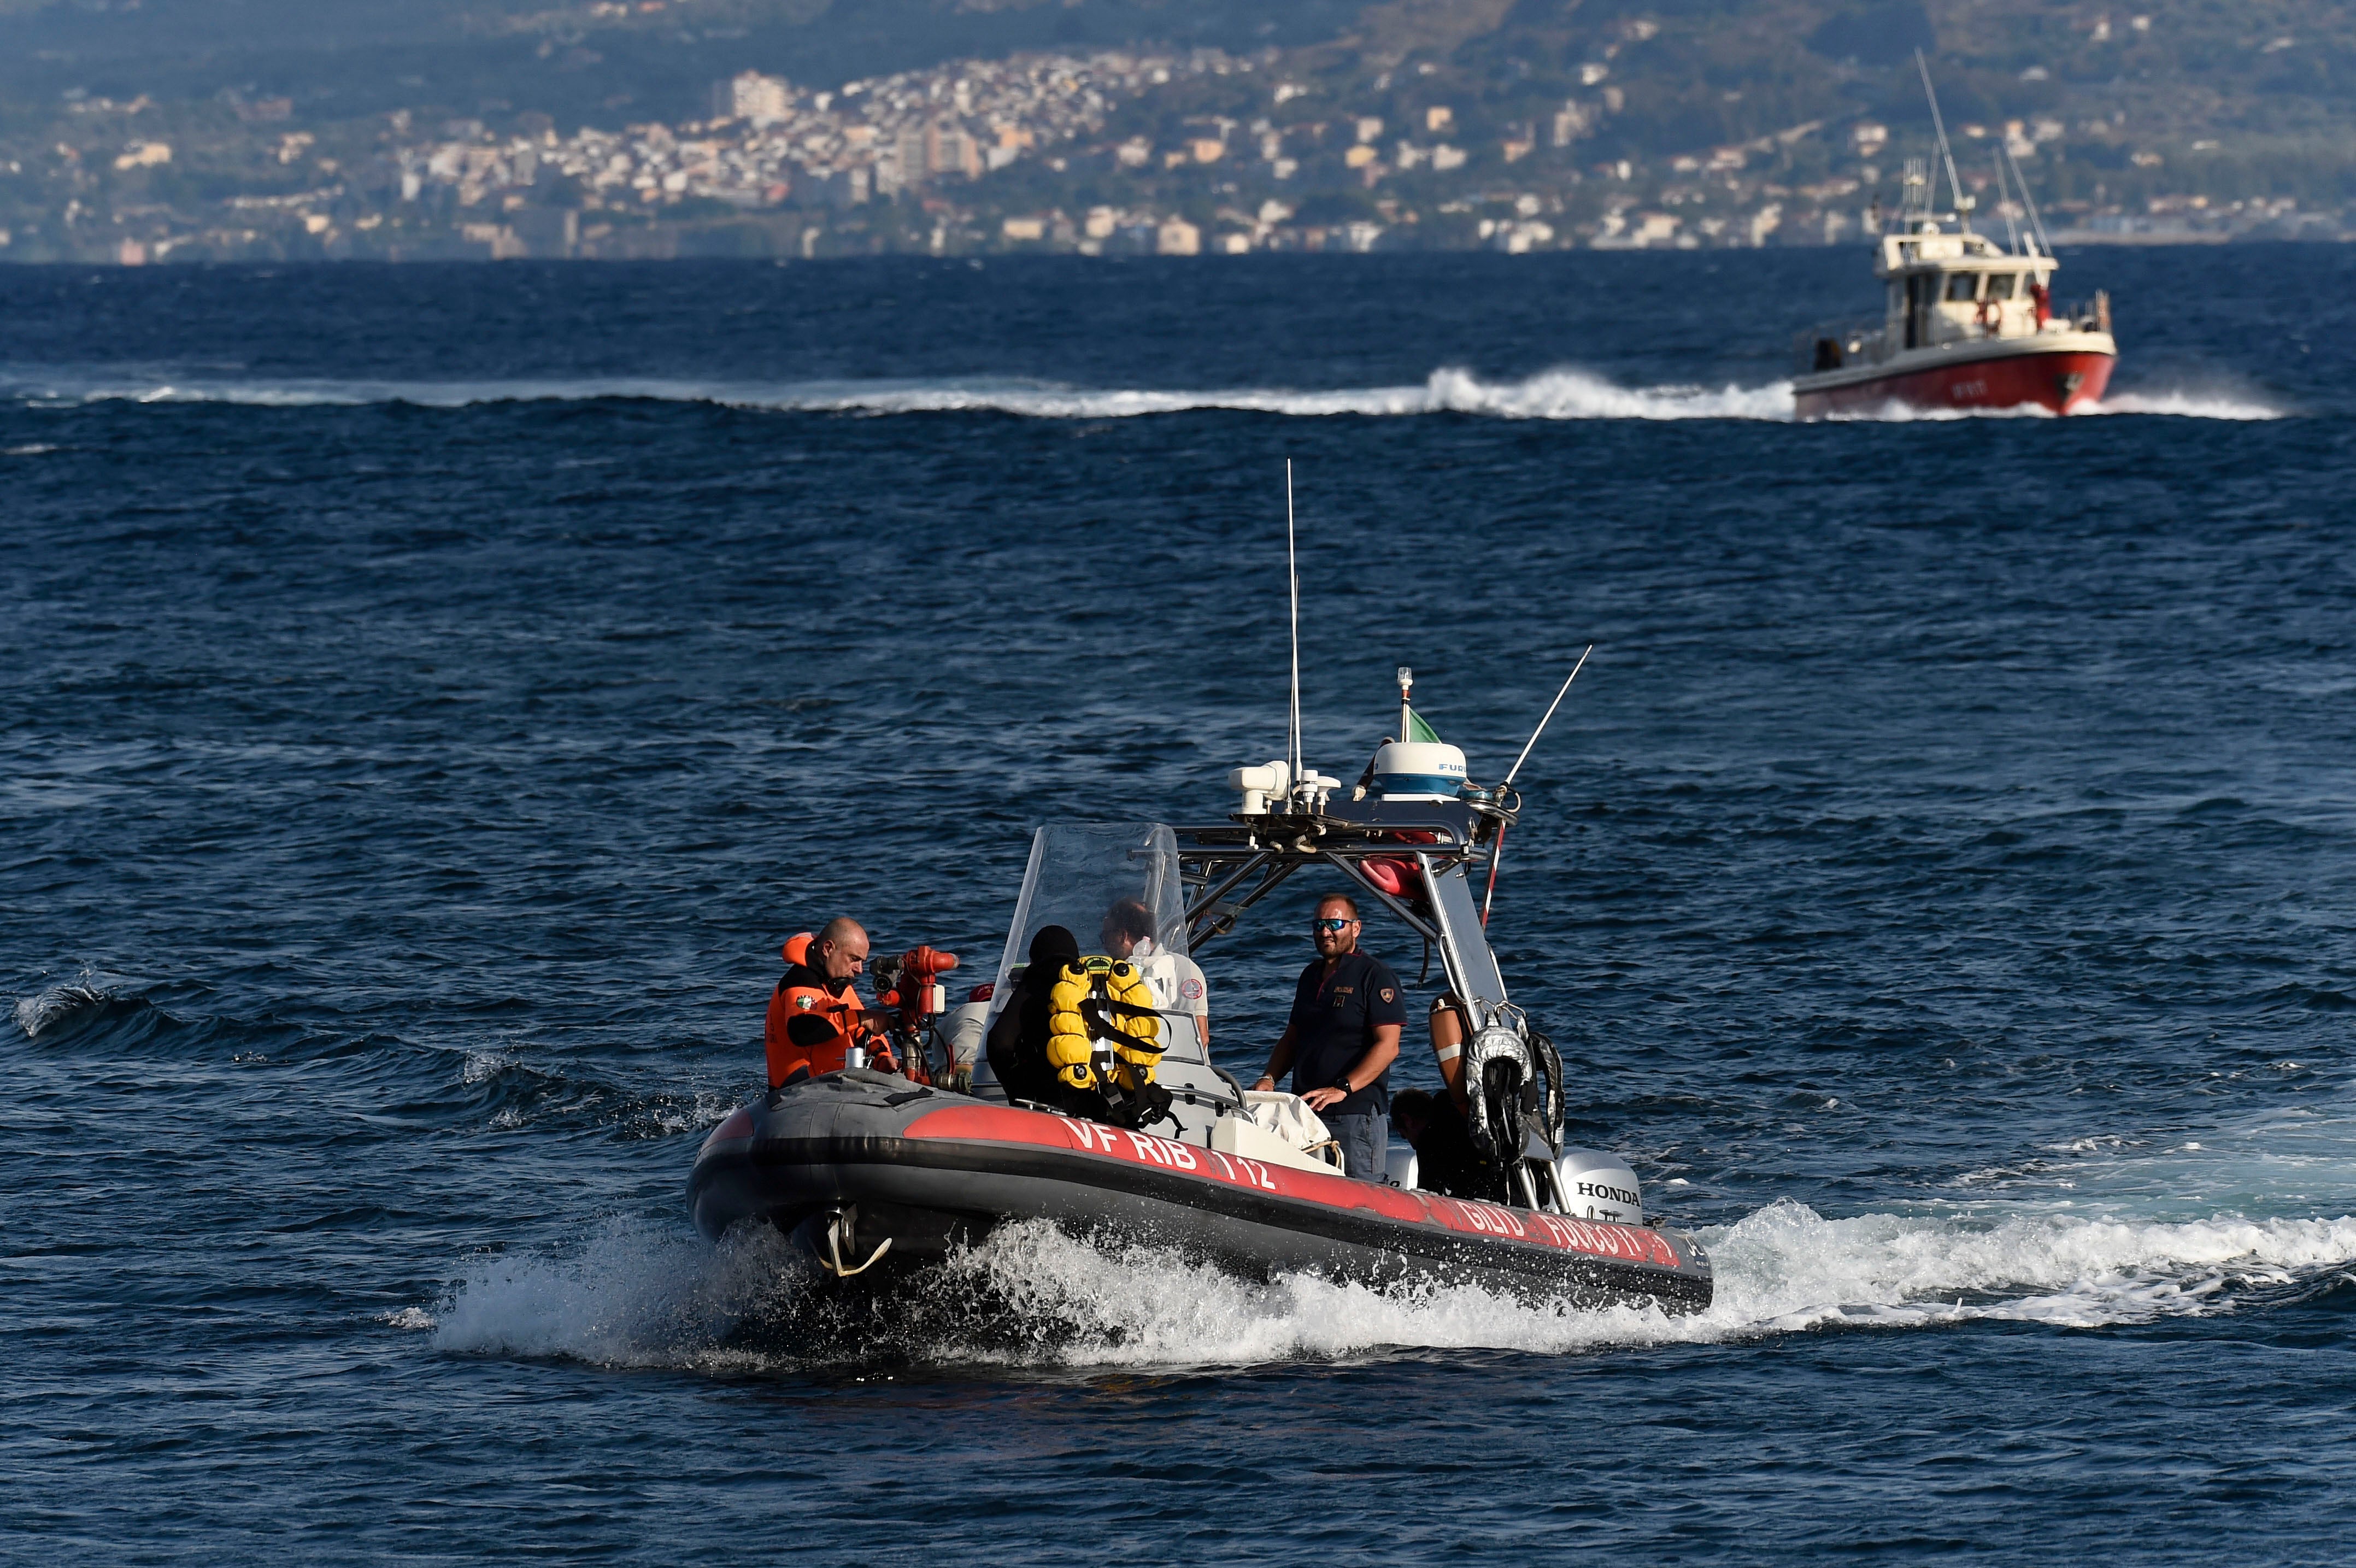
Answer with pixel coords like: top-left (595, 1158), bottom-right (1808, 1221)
top-left (0, 0), bottom-right (2348, 260)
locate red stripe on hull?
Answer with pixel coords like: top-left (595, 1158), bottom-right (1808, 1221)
top-left (1796, 349), bottom-right (2115, 419)
top-left (902, 1102), bottom-right (1685, 1269)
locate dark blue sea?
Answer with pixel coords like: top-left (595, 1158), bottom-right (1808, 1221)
top-left (5, 245), bottom-right (2355, 1564)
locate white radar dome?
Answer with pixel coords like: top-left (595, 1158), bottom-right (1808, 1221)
top-left (1371, 741), bottom-right (1467, 801)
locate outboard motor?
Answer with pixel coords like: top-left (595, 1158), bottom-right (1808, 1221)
top-left (1556, 1148), bottom-right (1644, 1226)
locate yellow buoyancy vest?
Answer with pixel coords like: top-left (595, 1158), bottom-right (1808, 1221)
top-left (1044, 955), bottom-right (1164, 1094)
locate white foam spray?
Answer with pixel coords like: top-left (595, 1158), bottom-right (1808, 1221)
top-left (423, 1217), bottom-right (811, 1370)
top-left (2088, 389), bottom-right (2284, 420)
top-left (11, 971), bottom-right (124, 1040)
top-left (1, 366), bottom-right (2283, 422)
top-left (414, 1196), bottom-right (2356, 1373)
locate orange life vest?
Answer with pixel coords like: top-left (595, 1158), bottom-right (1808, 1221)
top-left (765, 933), bottom-right (886, 1087)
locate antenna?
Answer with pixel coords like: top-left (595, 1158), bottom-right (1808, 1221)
top-left (1397, 665), bottom-right (1413, 741)
top-left (1502, 644), bottom-right (1592, 789)
top-left (1285, 459), bottom-right (1302, 803)
top-left (1991, 155), bottom-right (2021, 255)
top-left (2003, 140), bottom-right (2053, 258)
top-left (1913, 50), bottom-right (1963, 221)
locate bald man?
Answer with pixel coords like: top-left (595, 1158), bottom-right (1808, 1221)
top-left (765, 917), bottom-right (895, 1088)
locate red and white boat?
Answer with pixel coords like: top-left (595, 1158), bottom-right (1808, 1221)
top-left (689, 677), bottom-right (1715, 1316)
top-left (1794, 64), bottom-right (2117, 419)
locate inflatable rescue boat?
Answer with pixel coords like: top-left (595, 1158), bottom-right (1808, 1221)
top-left (691, 670), bottom-right (1713, 1316)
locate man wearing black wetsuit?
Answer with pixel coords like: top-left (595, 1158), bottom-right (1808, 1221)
top-left (1254, 893), bottom-right (1405, 1182)
top-left (984, 924), bottom-right (1081, 1107)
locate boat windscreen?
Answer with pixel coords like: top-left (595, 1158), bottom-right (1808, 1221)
top-left (987, 823), bottom-right (1192, 1013)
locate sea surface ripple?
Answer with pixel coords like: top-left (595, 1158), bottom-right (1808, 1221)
top-left (4, 248), bottom-right (2355, 1564)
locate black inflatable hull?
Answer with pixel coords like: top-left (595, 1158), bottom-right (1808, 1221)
top-left (689, 1071), bottom-right (1713, 1314)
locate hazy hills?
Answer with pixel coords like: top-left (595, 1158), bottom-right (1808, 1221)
top-left (2, 0), bottom-right (2349, 158)
top-left (1, 0), bottom-right (2349, 263)
top-left (0, 0), bottom-right (1352, 119)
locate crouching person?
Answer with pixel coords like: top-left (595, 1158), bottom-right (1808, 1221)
top-left (1389, 1088), bottom-right (1500, 1201)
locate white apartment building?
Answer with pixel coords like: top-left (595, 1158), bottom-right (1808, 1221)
top-left (712, 72), bottom-right (794, 126)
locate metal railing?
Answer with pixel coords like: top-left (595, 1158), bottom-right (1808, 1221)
top-left (2050, 290), bottom-right (2112, 333)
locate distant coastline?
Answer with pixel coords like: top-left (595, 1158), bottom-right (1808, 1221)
top-left (3, 225), bottom-right (2334, 266)
top-left (7, 5), bottom-right (2353, 266)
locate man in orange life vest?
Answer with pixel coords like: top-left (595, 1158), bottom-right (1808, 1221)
top-left (765, 917), bottom-right (896, 1089)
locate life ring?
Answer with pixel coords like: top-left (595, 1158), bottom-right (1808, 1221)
top-left (1976, 296), bottom-right (2002, 335)
top-left (1360, 829), bottom-right (1440, 902)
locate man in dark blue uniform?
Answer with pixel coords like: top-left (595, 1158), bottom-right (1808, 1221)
top-left (1253, 893), bottom-right (1405, 1181)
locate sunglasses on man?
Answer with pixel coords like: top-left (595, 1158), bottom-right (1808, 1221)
top-left (1311, 917), bottom-right (1357, 933)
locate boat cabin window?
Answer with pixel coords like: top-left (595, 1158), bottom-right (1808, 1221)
top-left (1986, 272), bottom-right (2018, 300)
top-left (1943, 273), bottom-right (1979, 303)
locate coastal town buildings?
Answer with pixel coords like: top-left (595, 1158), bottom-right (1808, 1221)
top-left (1, 37), bottom-right (2345, 263)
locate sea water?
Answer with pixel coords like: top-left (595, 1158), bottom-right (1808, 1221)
top-left (4, 247), bottom-right (2354, 1563)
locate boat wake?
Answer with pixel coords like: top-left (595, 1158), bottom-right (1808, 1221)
top-left (1834, 387), bottom-right (2286, 422)
top-left (1, 366), bottom-right (2284, 422)
top-left (2088, 389), bottom-right (2285, 420)
top-left (412, 1198), bottom-right (2356, 1373)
